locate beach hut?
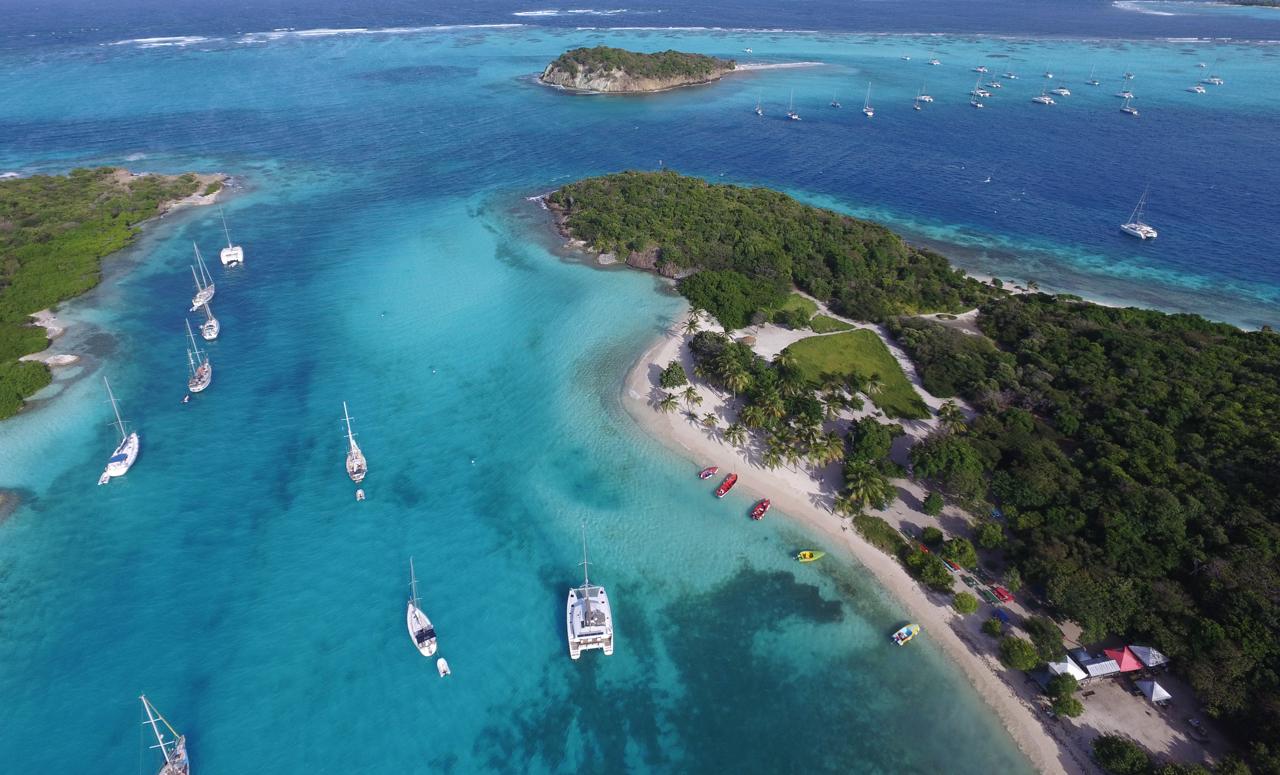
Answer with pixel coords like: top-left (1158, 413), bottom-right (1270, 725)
top-left (1103, 646), bottom-right (1144, 672)
top-left (1129, 645), bottom-right (1169, 669)
top-left (1137, 680), bottom-right (1172, 704)
top-left (1083, 658), bottom-right (1121, 679)
top-left (1047, 655), bottom-right (1087, 682)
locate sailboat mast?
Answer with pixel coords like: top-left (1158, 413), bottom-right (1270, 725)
top-left (194, 243), bottom-right (212, 285)
top-left (409, 557), bottom-right (420, 607)
top-left (139, 695), bottom-right (177, 764)
top-left (185, 319), bottom-right (203, 362)
top-left (580, 524), bottom-right (590, 588)
top-left (190, 265), bottom-right (203, 292)
top-left (103, 377), bottom-right (126, 440)
top-left (221, 208), bottom-right (233, 248)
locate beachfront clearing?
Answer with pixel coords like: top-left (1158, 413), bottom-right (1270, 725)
top-left (809, 314), bottom-right (855, 333)
top-left (769, 292), bottom-right (818, 319)
top-left (784, 330), bottom-right (929, 419)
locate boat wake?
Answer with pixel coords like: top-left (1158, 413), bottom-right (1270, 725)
top-left (109, 35), bottom-right (212, 48)
top-left (1112, 1), bottom-right (1180, 16)
top-left (513, 9), bottom-right (635, 17)
top-left (735, 61), bottom-right (825, 71)
top-left (107, 24), bottom-right (524, 48)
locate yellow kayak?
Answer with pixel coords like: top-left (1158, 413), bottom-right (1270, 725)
top-left (796, 551), bottom-right (825, 563)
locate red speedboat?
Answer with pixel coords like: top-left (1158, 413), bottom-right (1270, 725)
top-left (699, 466), bottom-right (719, 480)
top-left (714, 473), bottom-right (739, 498)
top-left (751, 499), bottom-right (771, 520)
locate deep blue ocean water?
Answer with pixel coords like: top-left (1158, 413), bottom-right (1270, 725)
top-left (1, 2), bottom-right (1278, 772)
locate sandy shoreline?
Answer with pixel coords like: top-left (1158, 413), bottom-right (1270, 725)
top-left (620, 311), bottom-right (1088, 775)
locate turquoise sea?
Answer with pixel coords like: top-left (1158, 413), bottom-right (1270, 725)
top-left (1, 8), bottom-right (1278, 773)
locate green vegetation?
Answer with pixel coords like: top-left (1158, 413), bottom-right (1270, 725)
top-left (851, 514), bottom-right (909, 555)
top-left (920, 526), bottom-right (943, 547)
top-left (542, 46), bottom-right (734, 83)
top-left (1024, 615), bottom-right (1065, 662)
top-left (1047, 673), bottom-right (1083, 717)
top-left (1093, 736), bottom-right (1152, 775)
top-left (808, 314), bottom-right (855, 333)
top-left (974, 520), bottom-right (1005, 549)
top-left (981, 617), bottom-right (1003, 637)
top-left (0, 167), bottom-right (203, 419)
top-left (783, 331), bottom-right (929, 419)
top-left (999, 636), bottom-right (1041, 671)
top-left (953, 591), bottom-right (979, 615)
top-left (659, 360), bottom-right (688, 389)
top-left (548, 171), bottom-right (998, 327)
top-left (940, 537), bottom-right (977, 569)
top-left (203, 180), bottom-right (223, 196)
top-left (766, 292), bottom-right (817, 329)
top-left (890, 295), bottom-right (1280, 769)
top-left (922, 491), bottom-right (944, 516)
top-left (905, 549), bottom-right (953, 592)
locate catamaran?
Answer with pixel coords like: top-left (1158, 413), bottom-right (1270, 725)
top-left (1032, 89), bottom-right (1056, 105)
top-left (786, 90), bottom-right (800, 121)
top-left (185, 319), bottom-right (211, 393)
top-left (1121, 97), bottom-right (1139, 116)
top-left (917, 83), bottom-right (933, 103)
top-left (1051, 86), bottom-right (1071, 97)
top-left (98, 377), bottom-right (139, 485)
top-left (830, 91), bottom-right (841, 108)
top-left (139, 695), bottom-right (190, 775)
top-left (1120, 187), bottom-right (1157, 239)
top-left (1203, 75), bottom-right (1224, 86)
top-left (1116, 88), bottom-right (1135, 99)
top-left (861, 82), bottom-right (874, 117)
top-left (219, 208), bottom-right (244, 266)
top-left (972, 65), bottom-right (988, 74)
top-left (1003, 71), bottom-right (1018, 80)
top-left (1187, 84), bottom-right (1206, 94)
top-left (188, 244), bottom-right (215, 311)
top-left (1086, 66), bottom-right (1100, 86)
top-left (199, 302), bottom-right (220, 340)
top-left (567, 524), bottom-right (614, 659)
top-left (343, 400), bottom-right (367, 483)
top-left (406, 557), bottom-right (438, 657)
top-left (928, 57), bottom-right (941, 66)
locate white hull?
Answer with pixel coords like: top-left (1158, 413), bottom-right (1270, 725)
top-left (437, 657), bottom-right (451, 677)
top-left (190, 286), bottom-right (214, 312)
top-left (566, 584), bottom-right (614, 659)
top-left (1121, 223), bottom-right (1157, 239)
top-left (347, 445), bottom-right (367, 483)
top-left (220, 245), bottom-right (244, 266)
top-left (407, 601), bottom-right (438, 657)
top-left (188, 360), bottom-right (212, 393)
top-left (200, 317), bottom-right (220, 341)
top-left (100, 432), bottom-right (140, 483)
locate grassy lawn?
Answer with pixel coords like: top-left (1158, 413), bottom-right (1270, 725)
top-left (769, 293), bottom-right (818, 319)
top-left (809, 314), bottom-right (854, 333)
top-left (784, 330), bottom-right (930, 419)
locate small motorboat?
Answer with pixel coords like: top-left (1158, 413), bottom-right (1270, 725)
top-left (699, 466), bottom-right (720, 480)
top-left (355, 489), bottom-right (366, 501)
top-left (796, 551), bottom-right (825, 563)
top-left (714, 473), bottom-right (739, 498)
top-left (751, 499), bottom-right (771, 520)
top-left (891, 624), bottom-right (921, 646)
top-left (437, 657), bottom-right (451, 677)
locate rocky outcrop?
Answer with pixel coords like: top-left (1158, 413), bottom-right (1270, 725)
top-left (538, 47), bottom-right (735, 94)
top-left (539, 64), bottom-right (733, 94)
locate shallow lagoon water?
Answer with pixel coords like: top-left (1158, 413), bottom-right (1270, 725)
top-left (1, 17), bottom-right (1277, 774)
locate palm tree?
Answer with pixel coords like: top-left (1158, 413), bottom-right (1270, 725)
top-left (808, 433), bottom-right (844, 467)
top-left (701, 412), bottom-right (719, 431)
top-left (682, 313), bottom-right (702, 338)
top-left (758, 386), bottom-right (785, 423)
top-left (844, 461), bottom-right (892, 510)
top-left (658, 392), bottom-right (679, 413)
top-left (724, 365), bottom-right (752, 398)
top-left (723, 422), bottom-right (748, 448)
top-left (779, 369), bottom-right (808, 399)
top-left (762, 447), bottom-right (783, 470)
top-left (740, 404), bottom-right (767, 429)
top-left (864, 373), bottom-right (885, 397)
top-left (937, 400), bottom-right (967, 434)
top-left (681, 385), bottom-right (702, 409)
top-left (773, 349), bottom-right (798, 371)
top-left (833, 492), bottom-right (861, 518)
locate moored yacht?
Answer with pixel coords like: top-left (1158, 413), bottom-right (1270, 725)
top-left (986, 80), bottom-right (1002, 89)
top-left (1121, 97), bottom-right (1139, 116)
top-left (1188, 84), bottom-right (1206, 94)
top-left (786, 89), bottom-right (801, 121)
top-left (343, 400), bottom-right (367, 483)
top-left (1123, 70), bottom-right (1135, 80)
top-left (1051, 86), bottom-right (1071, 96)
top-left (199, 302), bottom-right (219, 340)
top-left (219, 208), bottom-right (245, 266)
top-left (188, 243), bottom-right (215, 311)
top-left (185, 320), bottom-right (211, 393)
top-left (917, 82), bottom-right (934, 102)
top-left (567, 524), bottom-right (614, 659)
top-left (406, 557), bottom-right (438, 657)
top-left (862, 82), bottom-right (874, 117)
top-left (139, 695), bottom-right (190, 775)
top-left (972, 65), bottom-right (988, 73)
top-left (1002, 71), bottom-right (1018, 80)
top-left (98, 377), bottom-right (139, 485)
top-left (928, 57), bottom-right (941, 66)
top-left (1032, 90), bottom-right (1056, 105)
top-left (1043, 70), bottom-right (1054, 79)
top-left (1116, 88), bottom-right (1135, 99)
top-left (1120, 187), bottom-right (1157, 239)
top-left (754, 94), bottom-right (763, 116)
top-left (1203, 75), bottom-right (1224, 86)
top-left (830, 91), bottom-right (841, 108)
top-left (1086, 66), bottom-right (1100, 86)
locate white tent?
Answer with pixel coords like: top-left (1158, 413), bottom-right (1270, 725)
top-left (1138, 680), bottom-right (1172, 703)
top-left (1048, 656), bottom-right (1088, 681)
top-left (1084, 658), bottom-right (1120, 679)
top-left (1130, 645), bottom-right (1169, 668)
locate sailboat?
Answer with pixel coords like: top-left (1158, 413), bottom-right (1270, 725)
top-left (830, 91), bottom-right (841, 108)
top-left (1121, 96), bottom-right (1139, 116)
top-left (970, 77), bottom-right (986, 108)
top-left (1032, 88), bottom-right (1056, 105)
top-left (862, 82), bottom-right (874, 117)
top-left (188, 244), bottom-right (215, 311)
top-left (1120, 187), bottom-right (1157, 239)
top-left (343, 401), bottom-right (367, 483)
top-left (913, 89), bottom-right (922, 111)
top-left (406, 557), bottom-right (438, 657)
top-left (199, 302), bottom-right (220, 340)
top-left (185, 319), bottom-right (212, 393)
top-left (139, 695), bottom-right (190, 775)
top-left (98, 377), bottom-right (139, 485)
top-left (786, 90), bottom-right (800, 121)
top-left (1086, 65), bottom-right (1100, 86)
top-left (567, 523), bottom-right (614, 659)
top-left (753, 94), bottom-right (763, 116)
top-left (219, 208), bottom-right (245, 266)
top-left (917, 82), bottom-right (933, 103)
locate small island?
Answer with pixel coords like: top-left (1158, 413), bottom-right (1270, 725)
top-left (0, 167), bottom-right (226, 419)
top-left (539, 46), bottom-right (736, 94)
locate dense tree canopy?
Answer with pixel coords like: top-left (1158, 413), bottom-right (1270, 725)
top-left (543, 46), bottom-right (733, 81)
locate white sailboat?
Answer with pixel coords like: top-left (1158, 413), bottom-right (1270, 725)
top-left (219, 208), bottom-right (244, 266)
top-left (830, 91), bottom-right (841, 108)
top-left (189, 244), bottom-right (215, 312)
top-left (406, 557), bottom-right (438, 657)
top-left (1051, 86), bottom-right (1071, 97)
top-left (753, 94), bottom-right (763, 116)
top-left (1086, 66), bottom-right (1100, 86)
top-left (98, 377), bottom-right (139, 485)
top-left (567, 524), bottom-right (614, 659)
top-left (917, 82), bottom-right (933, 103)
top-left (1121, 96), bottom-right (1139, 116)
top-left (199, 302), bottom-right (220, 340)
top-left (862, 82), bottom-right (874, 117)
top-left (913, 89), bottom-right (922, 111)
top-left (139, 695), bottom-right (190, 775)
top-left (1032, 89), bottom-right (1056, 105)
top-left (343, 400), bottom-right (367, 483)
top-left (1120, 187), bottom-right (1158, 240)
top-left (185, 319), bottom-right (212, 393)
top-left (786, 90), bottom-right (800, 121)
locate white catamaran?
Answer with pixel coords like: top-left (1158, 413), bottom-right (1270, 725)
top-left (139, 695), bottom-right (190, 775)
top-left (189, 243), bottom-right (215, 312)
top-left (219, 208), bottom-right (245, 266)
top-left (862, 82), bottom-right (874, 118)
top-left (98, 377), bottom-right (139, 485)
top-left (567, 524), bottom-right (614, 660)
top-left (1121, 187), bottom-right (1158, 240)
top-left (343, 401), bottom-right (367, 483)
top-left (786, 89), bottom-right (800, 121)
top-left (185, 319), bottom-right (212, 393)
top-left (406, 557), bottom-right (438, 657)
top-left (199, 302), bottom-right (220, 341)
